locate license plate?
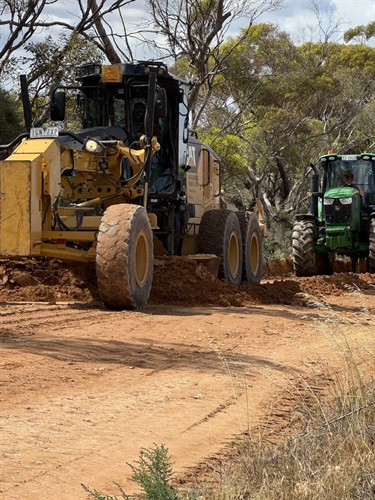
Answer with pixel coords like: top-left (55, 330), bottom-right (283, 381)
top-left (30, 127), bottom-right (59, 138)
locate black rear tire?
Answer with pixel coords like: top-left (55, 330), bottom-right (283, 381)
top-left (197, 210), bottom-right (243, 285)
top-left (96, 204), bottom-right (153, 310)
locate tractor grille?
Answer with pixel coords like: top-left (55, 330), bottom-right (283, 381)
top-left (324, 199), bottom-right (353, 224)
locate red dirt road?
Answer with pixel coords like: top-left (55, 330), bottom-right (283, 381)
top-left (0, 258), bottom-right (374, 498)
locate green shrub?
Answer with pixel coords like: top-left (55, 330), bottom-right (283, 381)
top-left (82, 443), bottom-right (179, 500)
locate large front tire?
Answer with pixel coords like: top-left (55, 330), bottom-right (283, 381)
top-left (369, 218), bottom-right (375, 273)
top-left (237, 212), bottom-right (263, 283)
top-left (197, 210), bottom-right (243, 285)
top-left (96, 204), bottom-right (154, 310)
top-left (292, 219), bottom-right (316, 276)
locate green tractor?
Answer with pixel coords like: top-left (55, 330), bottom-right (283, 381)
top-left (292, 152), bottom-right (375, 275)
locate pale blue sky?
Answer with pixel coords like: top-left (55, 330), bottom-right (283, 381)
top-left (1, 0), bottom-right (374, 63)
top-left (259, 0), bottom-right (375, 42)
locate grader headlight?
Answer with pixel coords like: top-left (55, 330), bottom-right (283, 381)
top-left (83, 137), bottom-right (106, 156)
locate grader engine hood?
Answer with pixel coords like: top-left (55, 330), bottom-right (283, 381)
top-left (0, 138), bottom-right (61, 256)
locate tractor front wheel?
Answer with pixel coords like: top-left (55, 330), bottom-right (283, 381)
top-left (292, 219), bottom-right (316, 276)
top-left (197, 210), bottom-right (243, 285)
top-left (96, 204), bottom-right (154, 310)
top-left (292, 219), bottom-right (334, 276)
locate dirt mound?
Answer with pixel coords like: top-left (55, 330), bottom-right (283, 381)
top-left (294, 273), bottom-right (375, 297)
top-left (0, 256), bottom-right (373, 308)
top-left (0, 258), bottom-right (92, 303)
top-left (151, 256), bottom-right (302, 307)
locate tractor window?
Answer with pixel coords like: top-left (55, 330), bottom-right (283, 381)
top-left (323, 159), bottom-right (375, 196)
top-left (149, 114), bottom-right (174, 194)
top-left (129, 87), bottom-right (175, 194)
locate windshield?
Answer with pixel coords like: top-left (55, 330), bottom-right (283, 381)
top-left (322, 157), bottom-right (375, 196)
top-left (78, 83), bottom-right (176, 195)
top-left (79, 87), bottom-right (144, 130)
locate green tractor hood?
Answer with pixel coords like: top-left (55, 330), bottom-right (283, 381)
top-left (320, 186), bottom-right (362, 251)
top-left (324, 186), bottom-right (358, 199)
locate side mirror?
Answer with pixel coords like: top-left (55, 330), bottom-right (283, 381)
top-left (51, 90), bottom-right (66, 121)
top-left (154, 87), bottom-right (167, 118)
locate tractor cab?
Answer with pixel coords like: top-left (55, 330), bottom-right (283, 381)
top-left (51, 62), bottom-right (181, 198)
top-left (315, 153), bottom-right (375, 249)
top-left (320, 153), bottom-right (375, 207)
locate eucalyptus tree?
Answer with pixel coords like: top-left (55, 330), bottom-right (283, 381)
top-left (0, 0), bottom-right (136, 126)
top-left (0, 88), bottom-right (23, 144)
top-left (22, 32), bottom-right (103, 126)
top-left (0, 0), bottom-right (53, 77)
top-left (344, 21), bottom-right (375, 44)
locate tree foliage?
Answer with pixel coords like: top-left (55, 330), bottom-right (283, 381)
top-left (0, 0), bottom-right (51, 76)
top-left (0, 89), bottom-right (23, 144)
top-left (20, 32), bottom-right (103, 126)
top-left (344, 21), bottom-right (375, 44)
top-left (0, 0), bottom-right (138, 75)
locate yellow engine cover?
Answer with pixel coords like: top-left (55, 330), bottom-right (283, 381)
top-left (0, 138), bottom-right (61, 256)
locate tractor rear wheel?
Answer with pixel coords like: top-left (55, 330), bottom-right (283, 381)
top-left (369, 218), bottom-right (375, 273)
top-left (236, 212), bottom-right (263, 283)
top-left (197, 209), bottom-right (243, 285)
top-left (96, 204), bottom-right (153, 310)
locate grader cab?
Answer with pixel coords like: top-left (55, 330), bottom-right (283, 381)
top-left (0, 61), bottom-right (265, 309)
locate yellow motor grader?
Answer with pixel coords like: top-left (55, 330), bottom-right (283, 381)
top-left (0, 61), bottom-right (265, 309)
